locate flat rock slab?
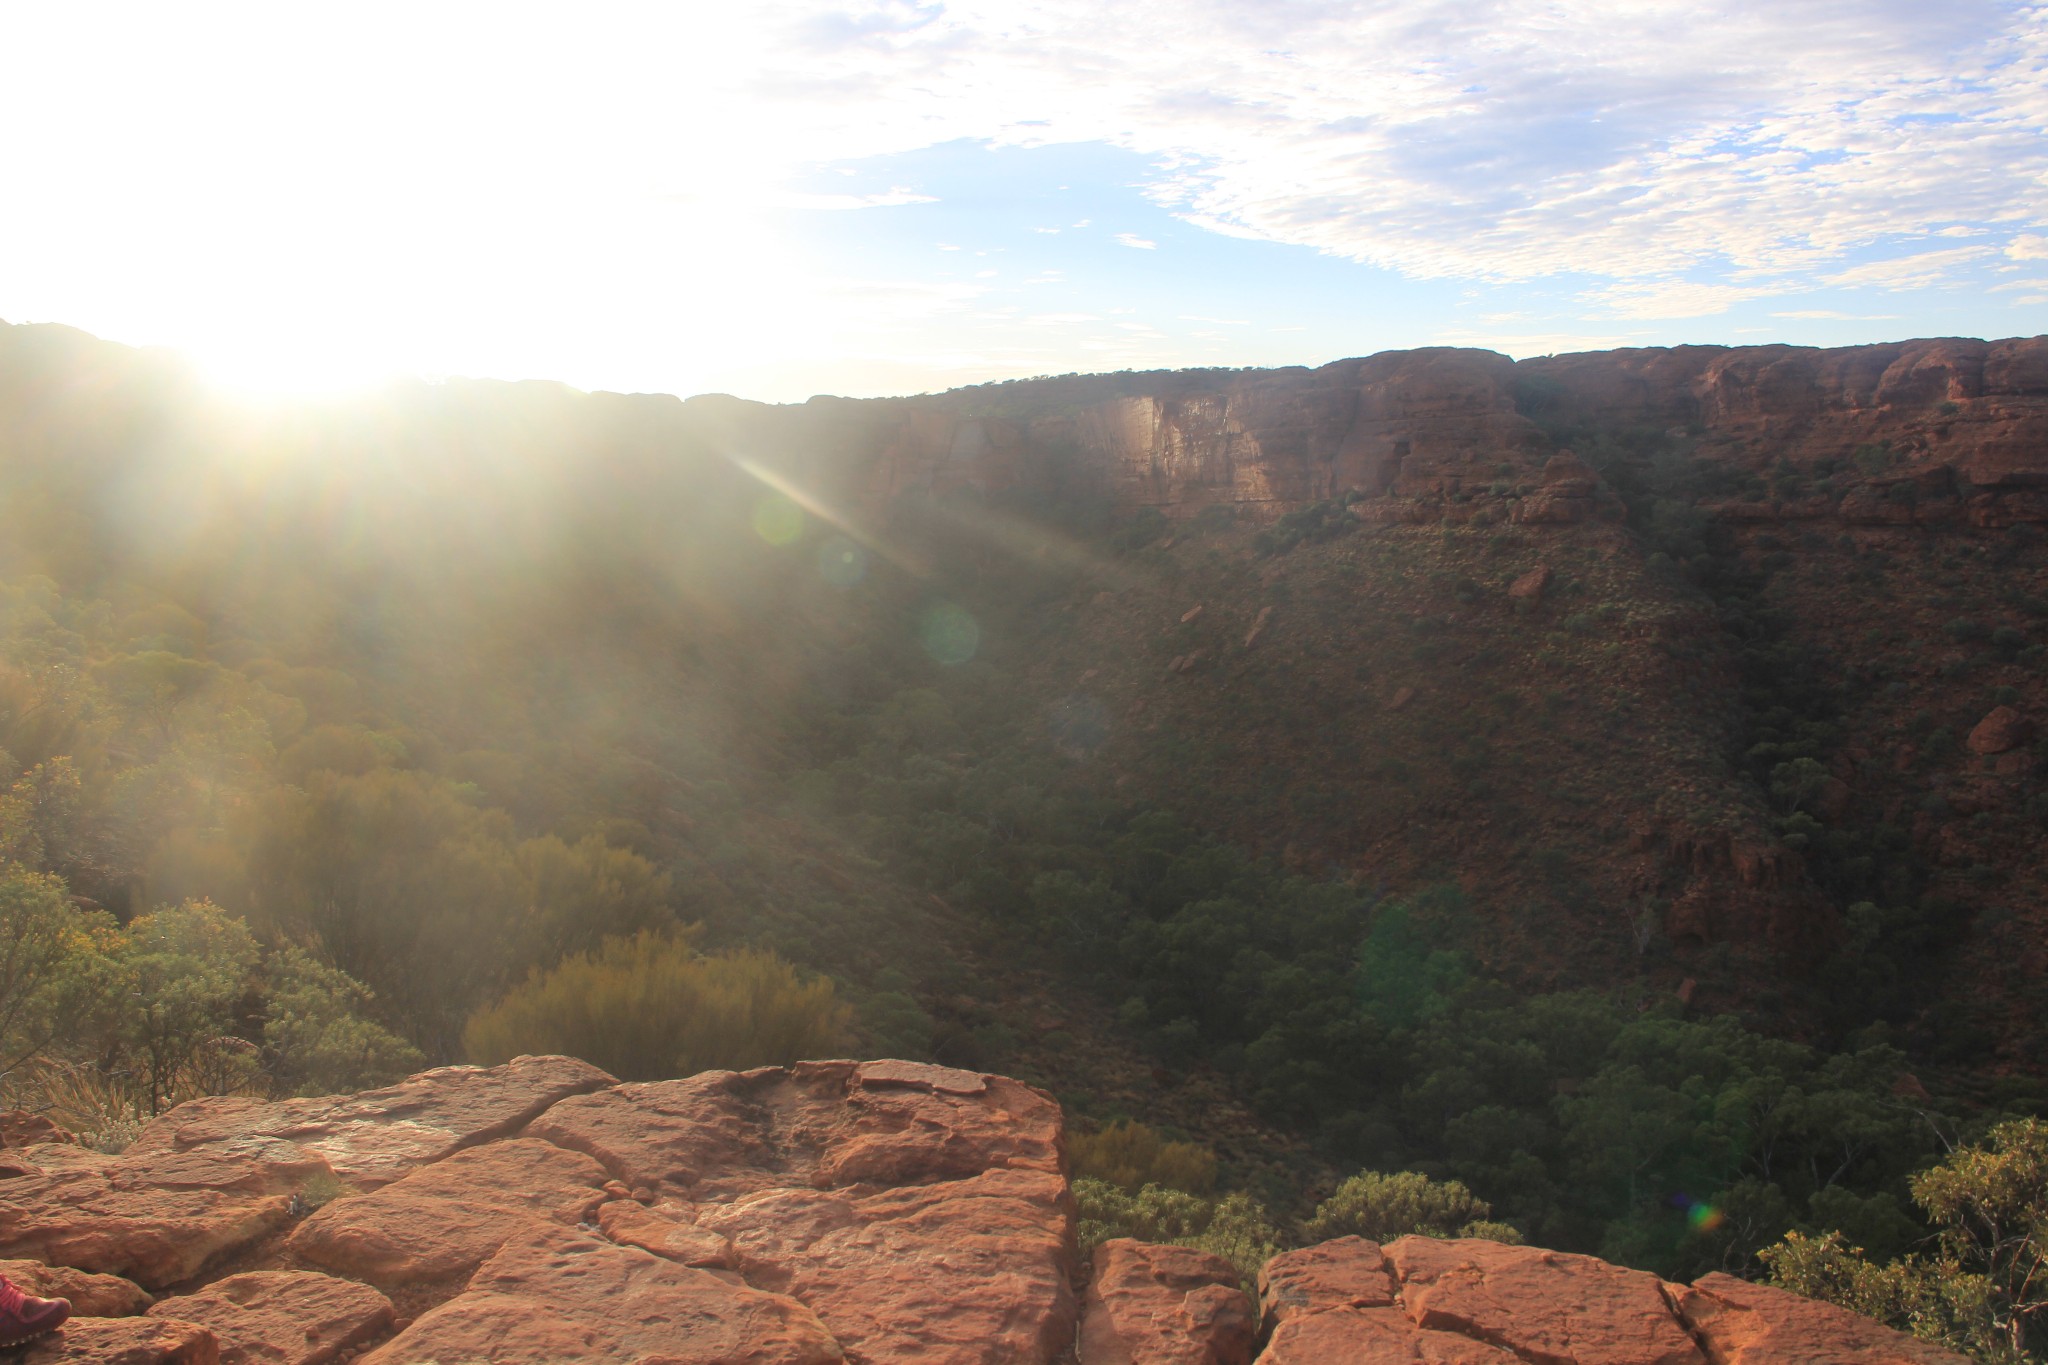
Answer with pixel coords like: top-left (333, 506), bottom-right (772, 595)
top-left (1674, 1272), bottom-right (1968, 1365)
top-left (597, 1199), bottom-right (737, 1269)
top-left (698, 1166), bottom-right (1076, 1364)
top-left (1386, 1238), bottom-right (1706, 1365)
top-left (127, 1055), bottom-right (615, 1190)
top-left (1258, 1306), bottom-right (1519, 1364)
top-left (21, 1315), bottom-right (220, 1364)
top-left (1258, 1236), bottom-right (1397, 1328)
top-left (0, 1139), bottom-right (331, 1289)
top-left (288, 1137), bottom-right (610, 1283)
top-left (0, 1258), bottom-right (153, 1316)
top-left (358, 1225), bottom-right (843, 1365)
top-left (147, 1270), bottom-right (395, 1365)
top-left (1078, 1238), bottom-right (1253, 1365)
top-left (529, 1060), bottom-right (1063, 1201)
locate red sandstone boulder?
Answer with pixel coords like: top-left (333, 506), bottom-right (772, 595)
top-left (1674, 1272), bottom-right (1966, 1364)
top-left (1257, 1236), bottom-right (1396, 1327)
top-left (287, 1137), bottom-right (610, 1283)
top-left (125, 1055), bottom-right (615, 1190)
top-left (0, 1139), bottom-right (331, 1289)
top-left (1385, 1237), bottom-right (1706, 1365)
top-left (1507, 566), bottom-right (1551, 600)
top-left (359, 1225), bottom-right (842, 1365)
top-left (1078, 1239), bottom-right (1253, 1365)
top-left (0, 1259), bottom-right (151, 1316)
top-left (21, 1315), bottom-right (219, 1363)
top-left (146, 1271), bottom-right (393, 1365)
top-left (1967, 705), bottom-right (2034, 755)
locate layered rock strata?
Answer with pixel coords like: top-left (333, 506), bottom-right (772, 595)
top-left (0, 1059), bottom-right (1967, 1363)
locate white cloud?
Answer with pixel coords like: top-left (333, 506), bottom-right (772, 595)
top-left (2009, 234), bottom-right (2048, 260)
top-left (1990, 278), bottom-right (2048, 292)
top-left (1772, 310), bottom-right (1903, 319)
top-left (739, 0), bottom-right (2048, 297)
top-left (1823, 246), bottom-right (1997, 290)
top-left (1115, 233), bottom-right (1157, 249)
top-left (1591, 281), bottom-right (1777, 319)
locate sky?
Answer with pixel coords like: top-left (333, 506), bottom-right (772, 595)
top-left (2, 1), bottom-right (2046, 402)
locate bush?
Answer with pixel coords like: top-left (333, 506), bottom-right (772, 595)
top-left (1303, 1169), bottom-right (1521, 1244)
top-left (1075, 1177), bottom-right (1283, 1288)
top-left (463, 932), bottom-right (849, 1081)
top-left (1070, 1119), bottom-right (1218, 1194)
top-left (1762, 1118), bottom-right (2048, 1360)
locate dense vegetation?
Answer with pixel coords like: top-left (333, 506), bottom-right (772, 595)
top-left (0, 325), bottom-right (2043, 1356)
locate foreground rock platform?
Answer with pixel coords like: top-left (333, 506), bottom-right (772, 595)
top-left (0, 1058), bottom-right (1967, 1363)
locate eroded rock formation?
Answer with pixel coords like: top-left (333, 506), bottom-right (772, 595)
top-left (0, 1059), bottom-right (1967, 1363)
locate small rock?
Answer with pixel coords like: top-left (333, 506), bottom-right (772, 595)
top-left (1967, 705), bottom-right (2034, 755)
top-left (1386, 686), bottom-right (1416, 712)
top-left (598, 1200), bottom-right (737, 1269)
top-left (1243, 606), bottom-right (1274, 649)
top-left (1180, 604), bottom-right (1205, 624)
top-left (1676, 979), bottom-right (1698, 1007)
top-left (1508, 566), bottom-right (1552, 600)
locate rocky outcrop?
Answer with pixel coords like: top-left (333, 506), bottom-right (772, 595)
top-left (0, 1062), bottom-right (1967, 1363)
top-left (697, 334), bottom-right (2040, 530)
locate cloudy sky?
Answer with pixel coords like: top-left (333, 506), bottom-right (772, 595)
top-left (3, 1), bottom-right (2045, 401)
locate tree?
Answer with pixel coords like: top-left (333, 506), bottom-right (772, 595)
top-left (1762, 1118), bottom-right (2048, 1361)
top-left (0, 863), bottom-right (119, 1074)
top-left (120, 900), bottom-right (260, 1113)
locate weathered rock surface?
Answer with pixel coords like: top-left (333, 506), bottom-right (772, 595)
top-left (0, 1059), bottom-right (1969, 1364)
top-left (359, 1225), bottom-right (842, 1365)
top-left (124, 1055), bottom-right (615, 1190)
top-left (0, 1113), bottom-right (78, 1148)
top-left (1078, 1238), bottom-right (1253, 1365)
top-left (146, 1271), bottom-right (393, 1365)
top-left (1388, 1236), bottom-right (1706, 1365)
top-left (1674, 1272), bottom-right (1968, 1365)
top-left (0, 1258), bottom-right (152, 1315)
top-left (20, 1315), bottom-right (219, 1363)
top-left (287, 1136), bottom-right (611, 1283)
top-left (0, 1137), bottom-right (331, 1289)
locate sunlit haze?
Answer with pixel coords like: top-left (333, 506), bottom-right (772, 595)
top-left (5, 1), bottom-right (2047, 401)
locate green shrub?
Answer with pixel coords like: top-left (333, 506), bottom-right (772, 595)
top-left (1069, 1119), bottom-right (1218, 1194)
top-left (463, 931), bottom-right (848, 1081)
top-left (1303, 1169), bottom-right (1521, 1244)
top-left (1075, 1178), bottom-right (1283, 1288)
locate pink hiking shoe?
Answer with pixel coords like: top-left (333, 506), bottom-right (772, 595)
top-left (0, 1273), bottom-right (70, 1346)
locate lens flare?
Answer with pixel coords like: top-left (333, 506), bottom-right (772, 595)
top-left (1686, 1201), bottom-right (1725, 1233)
top-left (752, 494), bottom-right (803, 545)
top-left (920, 603), bottom-right (980, 665)
top-left (818, 536), bottom-right (868, 586)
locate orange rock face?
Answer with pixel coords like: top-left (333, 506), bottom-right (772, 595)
top-left (144, 1271), bottom-right (393, 1365)
top-left (1967, 704), bottom-right (2035, 755)
top-left (123, 1055), bottom-right (615, 1190)
top-left (0, 1258), bottom-right (152, 1316)
top-left (0, 1137), bottom-right (330, 1289)
top-left (1674, 1272), bottom-right (1967, 1365)
top-left (20, 1315), bottom-right (219, 1363)
top-left (356, 1226), bottom-right (842, 1365)
top-left (1078, 1238), bottom-right (1254, 1365)
top-left (287, 1137), bottom-right (612, 1283)
top-left (0, 1059), bottom-right (1973, 1364)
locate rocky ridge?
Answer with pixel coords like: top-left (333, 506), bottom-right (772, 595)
top-left (0, 1057), bottom-right (1959, 1364)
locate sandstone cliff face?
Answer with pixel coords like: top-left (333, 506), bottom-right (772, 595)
top-left (715, 336), bottom-right (2048, 531)
top-left (0, 1058), bottom-right (1960, 1363)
